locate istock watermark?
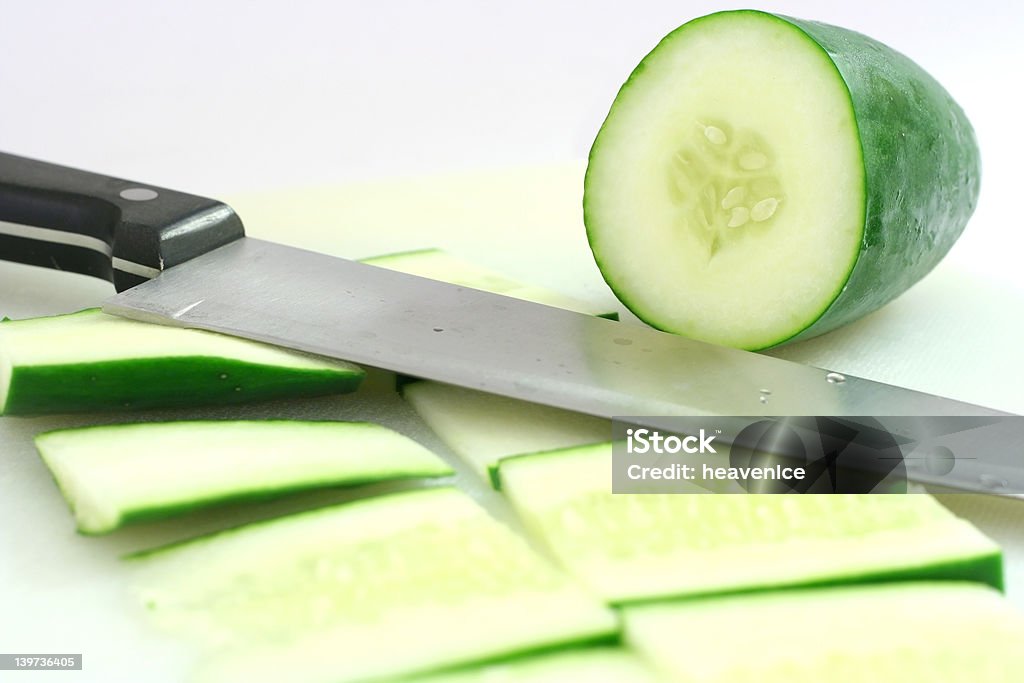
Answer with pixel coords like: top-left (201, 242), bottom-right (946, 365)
top-left (612, 416), bottom-right (1024, 495)
top-left (626, 427), bottom-right (718, 454)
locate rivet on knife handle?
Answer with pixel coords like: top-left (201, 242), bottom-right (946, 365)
top-left (0, 151), bottom-right (245, 291)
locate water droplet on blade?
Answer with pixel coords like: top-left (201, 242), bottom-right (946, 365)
top-left (980, 474), bottom-right (1008, 490)
top-left (826, 372), bottom-right (846, 385)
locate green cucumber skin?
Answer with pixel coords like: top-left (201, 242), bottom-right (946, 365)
top-left (124, 486), bottom-right (453, 561)
top-left (613, 551), bottom-right (1003, 607)
top-left (4, 357), bottom-right (363, 415)
top-left (72, 473), bottom-right (446, 536)
top-left (361, 247), bottom-right (438, 263)
top-left (779, 14), bottom-right (980, 344)
top-left (584, 10), bottom-right (979, 349)
top-left (390, 641), bottom-right (625, 683)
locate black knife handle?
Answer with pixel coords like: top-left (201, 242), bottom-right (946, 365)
top-left (0, 152), bottom-right (245, 291)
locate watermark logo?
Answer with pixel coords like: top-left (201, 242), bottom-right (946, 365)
top-left (626, 427), bottom-right (718, 454)
top-left (611, 416), bottom-right (1022, 495)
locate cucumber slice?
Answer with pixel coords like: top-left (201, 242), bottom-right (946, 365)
top-left (584, 10), bottom-right (980, 349)
top-left (362, 248), bottom-right (618, 319)
top-left (497, 443), bottom-right (1002, 602)
top-left (35, 420), bottom-right (452, 534)
top-left (623, 582), bottom-right (1024, 680)
top-left (0, 309), bottom-right (363, 415)
top-left (401, 381), bottom-right (610, 486)
top-left (409, 648), bottom-right (662, 683)
top-left (130, 487), bottom-right (618, 683)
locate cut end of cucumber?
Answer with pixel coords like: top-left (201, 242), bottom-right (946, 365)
top-left (585, 10), bottom-right (864, 349)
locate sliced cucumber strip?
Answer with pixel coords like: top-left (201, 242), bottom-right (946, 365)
top-left (35, 420), bottom-right (452, 534)
top-left (363, 248), bottom-right (618, 319)
top-left (409, 647), bottom-right (662, 683)
top-left (401, 381), bottom-right (610, 486)
top-left (130, 487), bottom-right (617, 683)
top-left (0, 309), bottom-right (363, 415)
top-left (623, 582), bottom-right (1024, 680)
top-left (585, 11), bottom-right (979, 349)
top-left (497, 443), bottom-right (1001, 602)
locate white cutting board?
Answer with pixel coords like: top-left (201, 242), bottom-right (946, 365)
top-left (1, 161), bottom-right (1023, 682)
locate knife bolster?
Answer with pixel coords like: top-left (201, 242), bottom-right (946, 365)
top-left (0, 152), bottom-right (246, 292)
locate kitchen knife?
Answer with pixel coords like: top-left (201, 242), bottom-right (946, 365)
top-left (1, 152), bottom-right (1019, 494)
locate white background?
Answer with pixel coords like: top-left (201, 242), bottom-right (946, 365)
top-left (2, 2), bottom-right (1024, 681)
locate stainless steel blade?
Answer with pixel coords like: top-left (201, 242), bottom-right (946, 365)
top-left (104, 238), bottom-right (1009, 419)
top-left (103, 238), bottom-right (1022, 494)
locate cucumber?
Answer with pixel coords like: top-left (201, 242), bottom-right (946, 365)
top-left (622, 582), bottom-right (1024, 680)
top-left (408, 648), bottom-right (662, 683)
top-left (0, 309), bottom-right (363, 415)
top-left (35, 420), bottom-right (452, 534)
top-left (497, 443), bottom-right (1002, 602)
top-left (130, 487), bottom-right (617, 683)
top-left (401, 381), bottom-right (610, 486)
top-left (362, 248), bottom-right (618, 319)
top-left (584, 10), bottom-right (980, 349)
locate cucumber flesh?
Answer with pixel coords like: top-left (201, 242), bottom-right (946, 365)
top-left (623, 582), bottom-right (1024, 680)
top-left (408, 648), bottom-right (662, 683)
top-left (362, 248), bottom-right (618, 319)
top-left (130, 487), bottom-right (617, 683)
top-left (584, 10), bottom-right (979, 349)
top-left (0, 309), bottom-right (363, 415)
top-left (35, 421), bottom-right (453, 534)
top-left (401, 381), bottom-right (610, 486)
top-left (497, 443), bottom-right (1002, 602)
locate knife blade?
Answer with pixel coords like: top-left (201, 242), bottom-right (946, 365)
top-left (103, 236), bottom-right (1002, 422)
top-left (1, 152), bottom-right (1017, 495)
